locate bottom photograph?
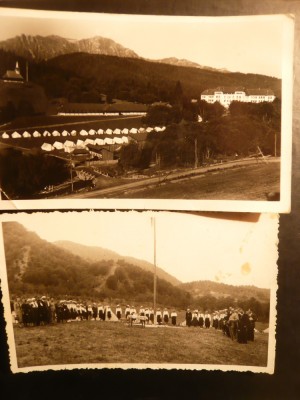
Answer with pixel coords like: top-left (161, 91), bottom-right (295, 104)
top-left (0, 211), bottom-right (277, 373)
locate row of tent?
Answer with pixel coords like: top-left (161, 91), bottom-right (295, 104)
top-left (1, 126), bottom-right (166, 140)
top-left (41, 137), bottom-right (130, 152)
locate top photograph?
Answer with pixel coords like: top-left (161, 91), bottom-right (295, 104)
top-left (0, 8), bottom-right (294, 212)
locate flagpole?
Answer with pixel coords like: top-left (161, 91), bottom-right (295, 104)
top-left (153, 215), bottom-right (157, 324)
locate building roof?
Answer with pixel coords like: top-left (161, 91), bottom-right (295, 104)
top-left (2, 70), bottom-right (24, 81)
top-left (247, 88), bottom-right (275, 96)
top-left (201, 87), bottom-right (275, 96)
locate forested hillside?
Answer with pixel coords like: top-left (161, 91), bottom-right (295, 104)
top-left (0, 49), bottom-right (281, 105)
top-left (2, 222), bottom-right (190, 306)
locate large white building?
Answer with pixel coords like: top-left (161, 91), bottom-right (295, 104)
top-left (200, 86), bottom-right (275, 108)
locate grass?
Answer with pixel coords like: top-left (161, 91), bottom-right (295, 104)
top-left (13, 320), bottom-right (269, 368)
top-left (116, 162), bottom-right (280, 200)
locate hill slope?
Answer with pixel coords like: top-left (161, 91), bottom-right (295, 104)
top-left (179, 280), bottom-right (270, 303)
top-left (54, 240), bottom-right (181, 286)
top-left (2, 222), bottom-right (189, 306)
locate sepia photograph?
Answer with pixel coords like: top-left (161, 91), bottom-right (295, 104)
top-left (0, 211), bottom-right (277, 373)
top-left (0, 8), bottom-right (294, 212)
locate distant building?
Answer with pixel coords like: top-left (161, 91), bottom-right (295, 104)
top-left (2, 62), bottom-right (24, 83)
top-left (200, 86), bottom-right (275, 108)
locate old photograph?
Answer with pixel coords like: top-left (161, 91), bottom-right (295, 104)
top-left (0, 211), bottom-right (277, 373)
top-left (0, 8), bottom-right (294, 212)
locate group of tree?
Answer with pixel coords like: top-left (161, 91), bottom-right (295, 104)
top-left (119, 99), bottom-right (280, 171)
top-left (0, 148), bottom-right (70, 199)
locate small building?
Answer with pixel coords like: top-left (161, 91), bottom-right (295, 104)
top-left (2, 62), bottom-right (24, 84)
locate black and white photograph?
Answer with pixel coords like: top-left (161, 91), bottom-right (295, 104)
top-left (0, 8), bottom-right (294, 212)
top-left (0, 211), bottom-right (277, 373)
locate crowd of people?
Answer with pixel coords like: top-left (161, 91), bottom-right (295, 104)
top-left (185, 307), bottom-right (257, 343)
top-left (10, 297), bottom-right (178, 327)
top-left (10, 297), bottom-right (258, 343)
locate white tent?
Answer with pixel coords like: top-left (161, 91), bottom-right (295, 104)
top-left (94, 138), bottom-right (104, 145)
top-left (62, 130), bottom-right (69, 137)
top-left (12, 131), bottom-right (21, 138)
top-left (138, 127), bottom-right (146, 133)
top-left (114, 137), bottom-right (123, 144)
top-left (122, 136), bottom-right (129, 144)
top-left (105, 128), bottom-right (113, 135)
top-left (84, 138), bottom-right (95, 145)
top-left (97, 129), bottom-right (104, 135)
top-left (33, 130), bottom-right (41, 137)
top-left (23, 131), bottom-right (31, 138)
top-left (64, 140), bottom-right (75, 148)
top-left (2, 132), bottom-right (9, 139)
top-left (79, 129), bottom-right (88, 136)
top-left (122, 128), bottom-right (129, 134)
top-left (146, 127), bottom-right (154, 133)
top-left (161, 126), bottom-right (166, 131)
top-left (43, 130), bottom-right (51, 137)
top-left (104, 137), bottom-right (113, 145)
top-left (52, 130), bottom-right (60, 137)
top-left (130, 128), bottom-right (138, 134)
top-left (154, 126), bottom-right (162, 132)
top-left (71, 130), bottom-right (77, 136)
top-left (89, 129), bottom-right (96, 135)
top-left (76, 139), bottom-right (86, 148)
top-left (53, 141), bottom-right (64, 150)
top-left (113, 128), bottom-right (121, 135)
top-left (41, 142), bottom-right (54, 151)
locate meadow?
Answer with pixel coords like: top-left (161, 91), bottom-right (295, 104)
top-left (13, 320), bottom-right (269, 369)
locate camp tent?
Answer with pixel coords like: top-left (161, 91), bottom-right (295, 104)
top-left (70, 130), bottom-right (77, 136)
top-left (33, 130), bottom-right (41, 137)
top-left (105, 128), bottom-right (113, 135)
top-left (130, 128), bottom-right (138, 134)
top-left (146, 127), bottom-right (153, 133)
top-left (79, 130), bottom-right (88, 136)
top-left (104, 137), bottom-right (113, 145)
top-left (122, 136), bottom-right (129, 144)
top-left (43, 130), bottom-right (51, 137)
top-left (52, 130), bottom-right (60, 137)
top-left (122, 128), bottom-right (129, 134)
top-left (113, 128), bottom-right (121, 135)
top-left (94, 138), bottom-right (104, 145)
top-left (76, 139), bottom-right (86, 148)
top-left (62, 130), bottom-right (69, 137)
top-left (114, 137), bottom-right (123, 144)
top-left (23, 131), bottom-right (31, 138)
top-left (97, 129), bottom-right (104, 135)
top-left (2, 132), bottom-right (9, 139)
top-left (84, 138), bottom-right (95, 145)
top-left (53, 141), bottom-right (64, 150)
top-left (89, 129), bottom-right (96, 135)
top-left (12, 131), bottom-right (21, 138)
top-left (138, 127), bottom-right (146, 133)
top-left (41, 142), bottom-right (54, 151)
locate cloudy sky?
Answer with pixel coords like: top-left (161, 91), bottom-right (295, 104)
top-left (0, 211), bottom-right (278, 289)
top-left (0, 8), bottom-right (292, 78)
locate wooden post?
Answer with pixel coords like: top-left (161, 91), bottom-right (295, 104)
top-left (194, 137), bottom-right (198, 168)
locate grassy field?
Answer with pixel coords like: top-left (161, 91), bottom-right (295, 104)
top-left (13, 320), bottom-right (269, 368)
top-left (116, 162), bottom-right (280, 200)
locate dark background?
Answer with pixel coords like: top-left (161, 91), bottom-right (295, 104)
top-left (0, 1), bottom-right (299, 399)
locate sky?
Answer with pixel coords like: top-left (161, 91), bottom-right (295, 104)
top-left (0, 211), bottom-right (278, 289)
top-left (0, 8), bottom-right (292, 78)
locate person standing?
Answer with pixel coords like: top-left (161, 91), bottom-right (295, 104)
top-left (204, 311), bottom-right (211, 329)
top-left (163, 308), bottom-right (169, 324)
top-left (186, 309), bottom-right (192, 327)
top-left (156, 308), bottom-right (162, 325)
top-left (125, 305), bottom-right (131, 319)
top-left (171, 310), bottom-right (177, 326)
top-left (116, 304), bottom-right (122, 320)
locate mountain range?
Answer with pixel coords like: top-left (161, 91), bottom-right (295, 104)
top-left (1, 222), bottom-right (269, 311)
top-left (0, 34), bottom-right (139, 61)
